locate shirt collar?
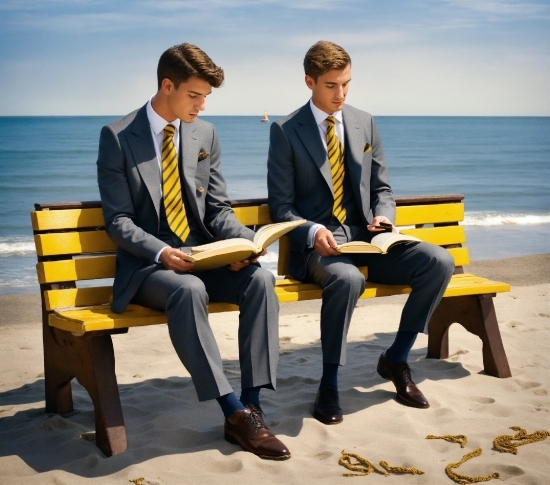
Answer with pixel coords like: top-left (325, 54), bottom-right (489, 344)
top-left (146, 95), bottom-right (181, 135)
top-left (309, 98), bottom-right (343, 127)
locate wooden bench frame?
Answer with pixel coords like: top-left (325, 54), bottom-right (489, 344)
top-left (31, 194), bottom-right (511, 457)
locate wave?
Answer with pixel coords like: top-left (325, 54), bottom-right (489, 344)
top-left (0, 237), bottom-right (36, 256)
top-left (462, 212), bottom-right (550, 226)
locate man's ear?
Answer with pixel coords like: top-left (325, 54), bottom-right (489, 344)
top-left (305, 75), bottom-right (316, 91)
top-left (161, 78), bottom-right (174, 95)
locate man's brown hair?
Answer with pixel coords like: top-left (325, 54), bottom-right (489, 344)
top-left (303, 41), bottom-right (351, 81)
top-left (157, 43), bottom-right (224, 89)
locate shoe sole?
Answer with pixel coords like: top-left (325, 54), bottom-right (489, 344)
top-left (395, 394), bottom-right (430, 409)
top-left (224, 433), bottom-right (291, 460)
top-left (312, 410), bottom-right (343, 425)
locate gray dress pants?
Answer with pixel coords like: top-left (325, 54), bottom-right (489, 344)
top-left (306, 226), bottom-right (455, 366)
top-left (133, 264), bottom-right (279, 401)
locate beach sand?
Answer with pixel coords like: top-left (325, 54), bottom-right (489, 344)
top-left (1, 254), bottom-right (549, 484)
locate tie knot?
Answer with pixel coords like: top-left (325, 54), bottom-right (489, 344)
top-left (326, 116), bottom-right (336, 126)
top-left (164, 124), bottom-right (176, 138)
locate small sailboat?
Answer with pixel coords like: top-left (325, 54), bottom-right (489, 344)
top-left (261, 111), bottom-right (269, 123)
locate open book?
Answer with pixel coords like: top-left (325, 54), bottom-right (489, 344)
top-left (181, 219), bottom-right (306, 271)
top-left (335, 232), bottom-right (421, 254)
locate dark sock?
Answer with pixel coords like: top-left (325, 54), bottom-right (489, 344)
top-left (240, 386), bottom-right (262, 408)
top-left (387, 331), bottom-right (418, 363)
top-left (216, 392), bottom-right (245, 419)
top-left (319, 362), bottom-right (339, 390)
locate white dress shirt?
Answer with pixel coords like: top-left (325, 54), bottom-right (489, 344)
top-left (146, 96), bottom-right (182, 262)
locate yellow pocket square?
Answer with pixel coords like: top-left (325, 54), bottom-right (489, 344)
top-left (198, 152), bottom-right (209, 161)
top-left (364, 143), bottom-right (372, 153)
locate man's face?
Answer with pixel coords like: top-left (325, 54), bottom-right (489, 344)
top-left (306, 64), bottom-right (351, 115)
top-left (164, 76), bottom-right (212, 123)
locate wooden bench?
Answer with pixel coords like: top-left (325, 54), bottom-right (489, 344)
top-left (31, 194), bottom-right (511, 457)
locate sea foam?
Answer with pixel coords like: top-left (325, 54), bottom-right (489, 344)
top-left (462, 212), bottom-right (550, 226)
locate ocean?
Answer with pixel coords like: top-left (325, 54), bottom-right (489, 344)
top-left (0, 115), bottom-right (548, 295)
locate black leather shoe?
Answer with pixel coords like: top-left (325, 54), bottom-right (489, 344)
top-left (377, 351), bottom-right (430, 409)
top-left (224, 407), bottom-right (291, 460)
top-left (313, 387), bottom-right (343, 424)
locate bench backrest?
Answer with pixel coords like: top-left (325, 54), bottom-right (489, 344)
top-left (31, 194), bottom-right (467, 312)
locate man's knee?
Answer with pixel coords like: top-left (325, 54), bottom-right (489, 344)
top-left (247, 266), bottom-right (276, 290)
top-left (166, 275), bottom-right (208, 308)
top-left (328, 264), bottom-right (366, 295)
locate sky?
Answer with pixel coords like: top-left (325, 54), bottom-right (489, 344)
top-left (0, 0), bottom-right (549, 116)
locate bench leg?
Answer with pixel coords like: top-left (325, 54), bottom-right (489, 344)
top-left (427, 295), bottom-right (512, 378)
top-left (78, 335), bottom-right (127, 456)
top-left (43, 326), bottom-right (127, 456)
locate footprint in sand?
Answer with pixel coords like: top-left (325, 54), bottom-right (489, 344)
top-left (470, 396), bottom-right (496, 404)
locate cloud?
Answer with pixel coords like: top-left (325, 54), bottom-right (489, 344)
top-left (446, 0), bottom-right (550, 19)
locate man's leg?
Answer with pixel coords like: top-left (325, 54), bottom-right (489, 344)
top-left (198, 264), bottom-right (290, 460)
top-left (306, 252), bottom-right (366, 424)
top-left (199, 264), bottom-right (279, 401)
top-left (134, 268), bottom-right (233, 400)
top-left (360, 242), bottom-right (455, 408)
top-left (134, 266), bottom-right (289, 460)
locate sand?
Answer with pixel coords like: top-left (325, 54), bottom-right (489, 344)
top-left (0, 254), bottom-right (549, 484)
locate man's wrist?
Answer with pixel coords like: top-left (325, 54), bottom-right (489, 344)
top-left (155, 246), bottom-right (170, 263)
top-left (307, 223), bottom-right (325, 248)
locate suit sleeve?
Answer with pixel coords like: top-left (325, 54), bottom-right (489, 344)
top-left (369, 118), bottom-right (396, 222)
top-left (97, 125), bottom-right (167, 263)
top-left (267, 122), bottom-right (314, 248)
top-left (203, 125), bottom-right (256, 241)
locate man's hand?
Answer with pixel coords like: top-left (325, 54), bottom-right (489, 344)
top-left (314, 228), bottom-right (340, 257)
top-left (159, 247), bottom-right (195, 272)
top-left (367, 216), bottom-right (397, 233)
top-left (228, 249), bottom-right (267, 272)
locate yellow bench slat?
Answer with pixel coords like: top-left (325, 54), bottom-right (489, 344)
top-left (31, 208), bottom-right (105, 231)
top-left (49, 301), bottom-right (239, 334)
top-left (400, 225), bottom-right (466, 246)
top-left (45, 286), bottom-right (113, 311)
top-left (448, 247), bottom-right (470, 267)
top-left (36, 255), bottom-right (116, 284)
top-left (35, 231), bottom-right (117, 256)
top-left (395, 203), bottom-right (464, 226)
top-left (47, 273), bottom-right (509, 333)
top-left (232, 205), bottom-right (271, 226)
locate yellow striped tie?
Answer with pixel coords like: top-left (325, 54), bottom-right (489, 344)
top-left (326, 116), bottom-right (346, 224)
top-left (162, 124), bottom-right (190, 242)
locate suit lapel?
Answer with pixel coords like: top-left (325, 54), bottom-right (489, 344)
top-left (294, 104), bottom-right (334, 195)
top-left (342, 106), bottom-right (367, 209)
top-left (127, 105), bottom-right (162, 218)
top-left (179, 121), bottom-right (200, 217)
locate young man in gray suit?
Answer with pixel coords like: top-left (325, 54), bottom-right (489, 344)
top-left (97, 43), bottom-right (290, 460)
top-left (267, 41), bottom-right (454, 424)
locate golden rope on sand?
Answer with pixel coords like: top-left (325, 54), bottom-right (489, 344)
top-left (129, 479), bottom-right (145, 485)
top-left (339, 451), bottom-right (388, 477)
top-left (445, 448), bottom-right (500, 485)
top-left (493, 426), bottom-right (550, 455)
top-left (379, 460), bottom-right (425, 475)
top-left (339, 451), bottom-right (424, 477)
top-left (426, 434), bottom-right (468, 448)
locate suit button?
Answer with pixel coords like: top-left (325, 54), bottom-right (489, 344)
top-left (197, 186), bottom-right (205, 194)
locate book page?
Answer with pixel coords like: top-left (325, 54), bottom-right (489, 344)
top-left (336, 241), bottom-right (381, 254)
top-left (190, 238), bottom-right (255, 254)
top-left (370, 232), bottom-right (421, 252)
top-left (253, 219), bottom-right (307, 249)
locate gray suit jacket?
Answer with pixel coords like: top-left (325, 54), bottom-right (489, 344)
top-left (267, 102), bottom-right (396, 280)
top-left (97, 104), bottom-right (255, 313)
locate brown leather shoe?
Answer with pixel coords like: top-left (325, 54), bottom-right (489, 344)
top-left (313, 387), bottom-right (343, 425)
top-left (377, 351), bottom-right (430, 409)
top-left (224, 407), bottom-right (291, 460)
